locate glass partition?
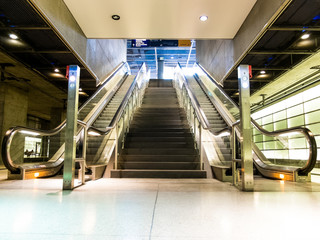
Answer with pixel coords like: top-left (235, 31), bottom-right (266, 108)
top-left (192, 65), bottom-right (240, 121)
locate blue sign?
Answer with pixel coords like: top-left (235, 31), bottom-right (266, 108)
top-left (132, 39), bottom-right (150, 47)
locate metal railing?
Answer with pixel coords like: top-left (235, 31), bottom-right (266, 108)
top-left (85, 63), bottom-right (149, 169)
top-left (193, 63), bottom-right (317, 180)
top-left (173, 64), bottom-right (230, 170)
top-left (1, 62), bottom-right (148, 178)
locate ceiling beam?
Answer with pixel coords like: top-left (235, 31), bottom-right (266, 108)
top-left (249, 50), bottom-right (315, 55)
top-left (269, 26), bottom-right (320, 31)
top-left (10, 50), bottom-right (71, 54)
top-left (221, 88), bottom-right (240, 91)
top-left (0, 26), bottom-right (51, 30)
top-left (49, 78), bottom-right (95, 82)
top-left (225, 79), bottom-right (273, 82)
top-left (252, 67), bottom-right (290, 71)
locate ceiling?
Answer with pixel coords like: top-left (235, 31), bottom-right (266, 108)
top-left (0, 0), bottom-right (97, 102)
top-left (0, 0), bottom-right (319, 113)
top-left (63, 0), bottom-right (257, 39)
top-left (223, 0), bottom-right (320, 101)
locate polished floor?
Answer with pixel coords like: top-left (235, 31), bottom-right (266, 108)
top-left (1, 169), bottom-right (320, 240)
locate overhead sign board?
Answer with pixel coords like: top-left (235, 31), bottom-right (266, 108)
top-left (131, 39), bottom-right (150, 47)
top-left (178, 40), bottom-right (192, 47)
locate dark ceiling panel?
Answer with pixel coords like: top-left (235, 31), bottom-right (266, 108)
top-left (0, 0), bottom-right (45, 27)
top-left (274, 0), bottom-right (320, 26)
top-left (0, 0), bottom-right (97, 99)
top-left (225, 0), bottom-right (320, 101)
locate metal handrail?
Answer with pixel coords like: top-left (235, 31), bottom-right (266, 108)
top-left (175, 63), bottom-right (230, 137)
top-left (1, 63), bottom-right (131, 174)
top-left (79, 62), bottom-right (129, 112)
top-left (1, 119), bottom-right (87, 173)
top-left (90, 63), bottom-right (148, 136)
top-left (194, 63), bottom-right (317, 175)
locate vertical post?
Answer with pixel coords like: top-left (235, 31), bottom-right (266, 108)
top-left (114, 126), bottom-right (118, 170)
top-left (63, 65), bottom-right (80, 190)
top-left (157, 57), bottom-right (164, 79)
top-left (199, 125), bottom-right (203, 170)
top-left (231, 126), bottom-right (237, 186)
top-left (237, 65), bottom-right (254, 191)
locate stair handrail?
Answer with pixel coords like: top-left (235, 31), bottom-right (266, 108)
top-left (85, 63), bottom-right (149, 170)
top-left (88, 63), bottom-right (148, 136)
top-left (79, 62), bottom-right (129, 112)
top-left (175, 63), bottom-right (230, 137)
top-left (2, 62), bottom-right (131, 174)
top-left (195, 63), bottom-right (317, 175)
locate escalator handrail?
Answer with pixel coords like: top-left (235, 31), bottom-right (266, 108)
top-left (1, 120), bottom-right (87, 173)
top-left (79, 62), bottom-right (129, 112)
top-left (195, 63), bottom-right (317, 175)
top-left (175, 63), bottom-right (230, 137)
top-left (1, 63), bottom-right (130, 174)
top-left (89, 63), bottom-right (148, 136)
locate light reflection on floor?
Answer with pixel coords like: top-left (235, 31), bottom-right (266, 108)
top-left (0, 169), bottom-right (320, 240)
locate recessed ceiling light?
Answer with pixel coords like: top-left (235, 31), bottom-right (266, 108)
top-left (112, 15), bottom-right (120, 21)
top-left (301, 33), bottom-right (310, 39)
top-left (9, 33), bottom-right (18, 40)
top-left (54, 68), bottom-right (59, 73)
top-left (260, 70), bottom-right (266, 74)
top-left (199, 15), bottom-right (208, 22)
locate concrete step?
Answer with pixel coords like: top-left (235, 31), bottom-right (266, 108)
top-left (123, 148), bottom-right (196, 155)
top-left (127, 132), bottom-right (193, 137)
top-left (117, 162), bottom-right (201, 170)
top-left (124, 142), bottom-right (194, 148)
top-left (128, 128), bottom-right (191, 133)
top-left (120, 155), bottom-right (198, 162)
top-left (126, 136), bottom-right (194, 142)
top-left (110, 169), bottom-right (207, 178)
top-left (129, 124), bottom-right (190, 129)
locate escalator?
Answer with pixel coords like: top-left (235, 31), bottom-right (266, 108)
top-left (1, 62), bottom-right (149, 179)
top-left (174, 63), bottom-right (317, 182)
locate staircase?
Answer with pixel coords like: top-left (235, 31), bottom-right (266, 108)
top-left (111, 79), bottom-right (207, 178)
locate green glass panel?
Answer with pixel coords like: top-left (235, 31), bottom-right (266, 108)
top-left (253, 128), bottom-right (259, 135)
top-left (262, 115), bottom-right (273, 125)
top-left (261, 150), bottom-right (275, 159)
top-left (254, 134), bottom-right (263, 142)
top-left (288, 137), bottom-right (307, 149)
top-left (255, 119), bottom-right (262, 125)
top-left (306, 123), bottom-right (320, 135)
top-left (274, 140), bottom-right (286, 150)
top-left (264, 141), bottom-right (275, 150)
top-left (288, 115), bottom-right (304, 128)
top-left (305, 110), bottom-right (320, 124)
top-left (315, 136), bottom-right (320, 147)
top-left (274, 120), bottom-right (287, 130)
top-left (287, 104), bottom-right (303, 118)
top-left (302, 84), bottom-right (320, 102)
top-left (264, 123), bottom-right (274, 131)
top-left (273, 150), bottom-right (289, 159)
top-left (304, 98), bottom-right (320, 113)
top-left (285, 94), bottom-right (303, 108)
top-left (263, 135), bottom-right (275, 142)
top-left (273, 110), bottom-right (286, 121)
top-left (289, 149), bottom-right (308, 160)
top-left (255, 142), bottom-right (263, 149)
